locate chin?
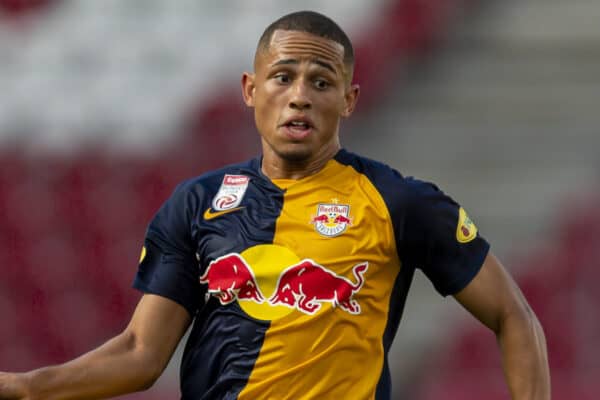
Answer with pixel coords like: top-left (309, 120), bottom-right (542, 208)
top-left (274, 145), bottom-right (314, 163)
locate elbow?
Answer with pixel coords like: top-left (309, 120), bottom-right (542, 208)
top-left (493, 302), bottom-right (546, 357)
top-left (519, 303), bottom-right (545, 339)
top-left (528, 307), bottom-right (548, 355)
top-left (498, 302), bottom-right (548, 353)
top-left (138, 374), bottom-right (159, 392)
top-left (140, 363), bottom-right (164, 391)
top-left (135, 352), bottom-right (165, 392)
top-left (497, 304), bottom-right (551, 397)
top-left (497, 300), bottom-right (541, 334)
top-left (135, 365), bottom-right (161, 392)
top-left (119, 330), bottom-right (166, 392)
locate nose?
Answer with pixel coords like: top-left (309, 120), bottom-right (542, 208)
top-left (289, 80), bottom-right (311, 110)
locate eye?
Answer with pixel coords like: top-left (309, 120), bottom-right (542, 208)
top-left (314, 79), bottom-right (330, 90)
top-left (274, 73), bottom-right (291, 84)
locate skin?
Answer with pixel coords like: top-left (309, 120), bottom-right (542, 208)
top-left (454, 254), bottom-right (551, 399)
top-left (241, 29), bottom-right (360, 180)
top-left (0, 295), bottom-right (190, 400)
top-left (0, 29), bottom-right (550, 400)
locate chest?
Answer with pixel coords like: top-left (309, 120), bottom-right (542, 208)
top-left (194, 171), bottom-right (403, 321)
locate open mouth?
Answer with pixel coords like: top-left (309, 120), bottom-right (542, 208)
top-left (281, 118), bottom-right (314, 139)
top-left (286, 120), bottom-right (311, 130)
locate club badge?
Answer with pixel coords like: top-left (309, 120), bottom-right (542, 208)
top-left (310, 202), bottom-right (352, 237)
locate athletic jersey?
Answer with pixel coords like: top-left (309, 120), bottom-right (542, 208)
top-left (133, 149), bottom-right (490, 400)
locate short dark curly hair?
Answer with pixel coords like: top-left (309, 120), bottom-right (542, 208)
top-left (256, 10), bottom-right (354, 68)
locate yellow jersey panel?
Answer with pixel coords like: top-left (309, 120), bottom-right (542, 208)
top-left (238, 159), bottom-right (401, 400)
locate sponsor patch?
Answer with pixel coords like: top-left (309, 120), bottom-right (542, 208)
top-left (310, 203), bottom-right (352, 237)
top-left (212, 174), bottom-right (250, 211)
top-left (456, 207), bottom-right (478, 243)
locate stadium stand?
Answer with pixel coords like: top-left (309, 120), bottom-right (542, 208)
top-left (0, 0), bottom-right (53, 18)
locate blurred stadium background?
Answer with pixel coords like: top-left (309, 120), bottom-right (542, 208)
top-left (0, 0), bottom-right (598, 398)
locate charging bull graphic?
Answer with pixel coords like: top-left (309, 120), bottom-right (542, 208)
top-left (200, 254), bottom-right (265, 305)
top-left (268, 260), bottom-right (368, 315)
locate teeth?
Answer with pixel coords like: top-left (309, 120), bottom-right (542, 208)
top-left (290, 121), bottom-right (307, 127)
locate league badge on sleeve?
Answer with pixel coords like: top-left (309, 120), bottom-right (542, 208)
top-left (212, 174), bottom-right (250, 211)
top-left (139, 246), bottom-right (147, 263)
top-left (456, 207), bottom-right (478, 243)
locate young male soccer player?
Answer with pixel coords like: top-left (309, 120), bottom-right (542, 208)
top-left (0, 10), bottom-right (550, 400)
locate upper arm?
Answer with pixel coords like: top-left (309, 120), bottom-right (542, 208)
top-left (125, 294), bottom-right (192, 372)
top-left (399, 178), bottom-right (490, 296)
top-left (127, 182), bottom-right (198, 373)
top-left (453, 252), bottom-right (532, 333)
top-left (134, 180), bottom-right (205, 316)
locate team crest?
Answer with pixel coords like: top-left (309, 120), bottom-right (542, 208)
top-left (310, 203), bottom-right (352, 237)
top-left (456, 207), bottom-right (478, 243)
top-left (212, 174), bottom-right (250, 211)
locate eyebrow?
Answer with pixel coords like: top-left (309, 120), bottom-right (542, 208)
top-left (272, 58), bottom-right (337, 75)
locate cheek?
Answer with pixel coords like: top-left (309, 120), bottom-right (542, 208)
top-left (254, 88), bottom-right (278, 123)
top-left (316, 94), bottom-right (345, 119)
top-left (257, 85), bottom-right (284, 112)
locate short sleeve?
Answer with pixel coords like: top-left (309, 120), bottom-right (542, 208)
top-left (401, 178), bottom-right (490, 296)
top-left (133, 181), bottom-right (204, 316)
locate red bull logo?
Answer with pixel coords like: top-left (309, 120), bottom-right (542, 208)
top-left (200, 248), bottom-right (368, 318)
top-left (200, 254), bottom-right (265, 305)
top-left (269, 260), bottom-right (368, 315)
top-left (310, 203), bottom-right (352, 237)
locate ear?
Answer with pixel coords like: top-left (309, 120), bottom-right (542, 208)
top-left (241, 72), bottom-right (256, 107)
top-left (341, 84), bottom-right (360, 117)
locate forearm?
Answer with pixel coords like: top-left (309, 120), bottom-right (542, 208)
top-left (496, 307), bottom-right (550, 400)
top-left (23, 330), bottom-right (162, 400)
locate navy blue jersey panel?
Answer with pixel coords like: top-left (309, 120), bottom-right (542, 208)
top-left (375, 358), bottom-right (391, 400)
top-left (195, 158), bottom-right (284, 271)
top-left (134, 178), bottom-right (204, 316)
top-left (134, 239), bottom-right (203, 316)
top-left (133, 157), bottom-right (284, 399)
top-left (375, 262), bottom-right (415, 400)
top-left (400, 177), bottom-right (490, 296)
top-left (181, 158), bottom-right (283, 398)
top-left (180, 303), bottom-right (270, 400)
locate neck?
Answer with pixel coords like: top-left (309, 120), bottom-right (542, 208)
top-left (260, 142), bottom-right (340, 180)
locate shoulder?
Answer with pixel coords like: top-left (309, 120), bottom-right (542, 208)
top-left (334, 148), bottom-right (401, 180)
top-left (148, 158), bottom-right (259, 231)
top-left (335, 149), bottom-right (439, 204)
top-left (170, 157), bottom-right (259, 200)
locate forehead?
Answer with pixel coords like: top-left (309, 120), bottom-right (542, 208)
top-left (259, 29), bottom-right (346, 71)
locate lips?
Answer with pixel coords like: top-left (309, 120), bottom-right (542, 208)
top-left (280, 116), bottom-right (314, 140)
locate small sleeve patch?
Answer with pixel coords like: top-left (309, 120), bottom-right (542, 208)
top-left (139, 246), bottom-right (147, 263)
top-left (456, 207), bottom-right (478, 243)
